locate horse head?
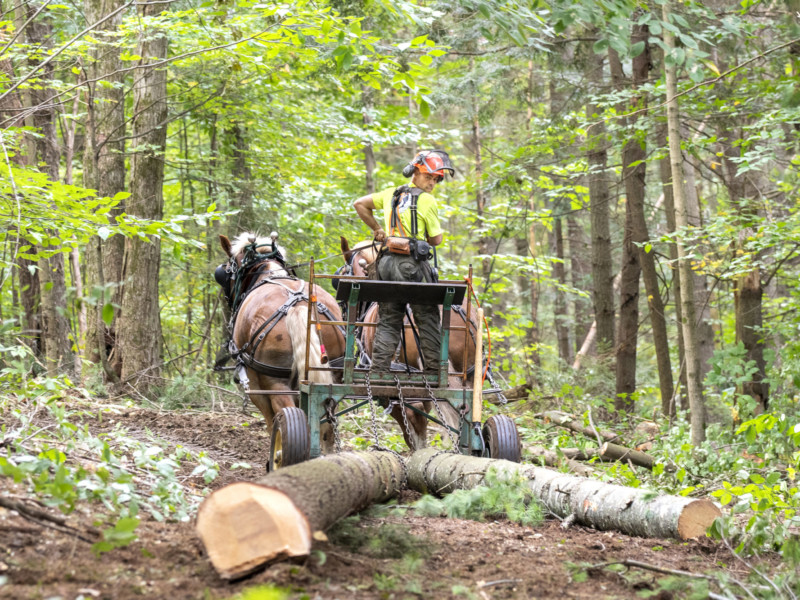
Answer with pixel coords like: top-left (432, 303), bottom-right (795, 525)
top-left (339, 236), bottom-right (380, 278)
top-left (219, 232), bottom-right (292, 300)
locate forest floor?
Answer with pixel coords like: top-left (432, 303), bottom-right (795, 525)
top-left (0, 403), bottom-right (771, 600)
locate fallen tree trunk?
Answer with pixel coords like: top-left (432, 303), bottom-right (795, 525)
top-left (540, 410), bottom-right (620, 443)
top-left (525, 446), bottom-right (596, 477)
top-left (407, 449), bottom-right (720, 540)
top-left (196, 451), bottom-right (404, 579)
top-left (600, 441), bottom-right (655, 469)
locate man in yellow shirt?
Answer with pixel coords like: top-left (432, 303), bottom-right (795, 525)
top-left (353, 150), bottom-right (455, 375)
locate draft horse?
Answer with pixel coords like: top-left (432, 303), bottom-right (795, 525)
top-left (337, 236), bottom-right (479, 450)
top-left (219, 232), bottom-right (345, 459)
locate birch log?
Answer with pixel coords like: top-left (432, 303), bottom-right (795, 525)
top-left (196, 451), bottom-right (404, 579)
top-left (406, 449), bottom-right (720, 540)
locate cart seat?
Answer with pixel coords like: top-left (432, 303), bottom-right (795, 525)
top-left (335, 279), bottom-right (467, 306)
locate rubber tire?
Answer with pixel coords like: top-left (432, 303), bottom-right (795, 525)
top-left (268, 407), bottom-right (310, 471)
top-left (482, 415), bottom-right (521, 463)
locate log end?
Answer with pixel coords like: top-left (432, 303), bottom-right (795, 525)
top-left (196, 482), bottom-right (311, 580)
top-left (677, 499), bottom-right (722, 540)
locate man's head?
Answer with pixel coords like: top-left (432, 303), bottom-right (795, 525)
top-left (403, 150), bottom-right (455, 192)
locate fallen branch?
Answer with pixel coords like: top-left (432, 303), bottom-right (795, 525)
top-left (600, 441), bottom-right (655, 470)
top-left (525, 446), bottom-right (596, 477)
top-left (539, 411), bottom-right (621, 443)
top-left (0, 496), bottom-right (99, 543)
top-left (406, 449), bottom-right (721, 540)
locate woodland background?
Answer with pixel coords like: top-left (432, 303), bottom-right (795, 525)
top-left (1, 0), bottom-right (799, 594)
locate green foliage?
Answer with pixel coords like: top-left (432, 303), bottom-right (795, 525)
top-left (413, 468), bottom-right (544, 527)
top-left (327, 515), bottom-right (431, 559)
top-left (0, 377), bottom-right (221, 552)
top-left (226, 586), bottom-right (289, 600)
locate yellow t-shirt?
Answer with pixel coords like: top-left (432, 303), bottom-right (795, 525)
top-left (372, 186), bottom-right (443, 240)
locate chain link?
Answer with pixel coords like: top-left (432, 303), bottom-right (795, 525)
top-left (422, 374), bottom-right (461, 453)
top-left (324, 398), bottom-right (343, 453)
top-left (365, 371), bottom-right (408, 488)
top-left (393, 375), bottom-right (414, 447)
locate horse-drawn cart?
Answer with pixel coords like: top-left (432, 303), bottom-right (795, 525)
top-left (267, 263), bottom-right (522, 470)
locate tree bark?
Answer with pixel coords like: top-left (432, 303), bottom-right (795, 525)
top-left (585, 46), bottom-right (615, 355)
top-left (567, 210), bottom-right (593, 356)
top-left (407, 449), bottom-right (720, 540)
top-left (551, 211), bottom-right (572, 363)
top-left (196, 451), bottom-right (405, 579)
top-left (362, 86), bottom-right (376, 195)
top-left (662, 0), bottom-right (706, 445)
top-left (117, 3), bottom-right (168, 388)
top-left (83, 0), bottom-right (127, 369)
top-left (26, 1), bottom-right (74, 376)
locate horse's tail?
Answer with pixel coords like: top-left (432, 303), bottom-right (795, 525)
top-left (286, 304), bottom-right (333, 386)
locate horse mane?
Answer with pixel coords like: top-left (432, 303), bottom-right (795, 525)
top-left (230, 232), bottom-right (289, 263)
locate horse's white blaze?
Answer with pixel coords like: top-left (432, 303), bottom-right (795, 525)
top-left (285, 305), bottom-right (333, 386)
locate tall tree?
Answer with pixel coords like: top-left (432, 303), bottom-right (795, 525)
top-left (662, 0), bottom-right (706, 445)
top-left (83, 0), bottom-right (127, 371)
top-left (585, 46), bottom-right (615, 356)
top-left (26, 0), bottom-right (74, 375)
top-left (117, 3), bottom-right (168, 388)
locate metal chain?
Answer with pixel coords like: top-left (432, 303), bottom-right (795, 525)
top-left (365, 371), bottom-right (408, 488)
top-left (422, 374), bottom-right (461, 453)
top-left (324, 398), bottom-right (343, 453)
top-left (485, 362), bottom-right (508, 405)
top-left (393, 375), bottom-right (414, 446)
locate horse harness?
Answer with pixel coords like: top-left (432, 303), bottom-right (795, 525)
top-left (221, 241), bottom-right (341, 380)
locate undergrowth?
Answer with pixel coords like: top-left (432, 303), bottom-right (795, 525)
top-left (413, 468), bottom-right (544, 527)
top-left (0, 373), bottom-right (219, 555)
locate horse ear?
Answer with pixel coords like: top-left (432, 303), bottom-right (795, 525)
top-left (220, 234), bottom-right (232, 257)
top-left (340, 236), bottom-right (353, 263)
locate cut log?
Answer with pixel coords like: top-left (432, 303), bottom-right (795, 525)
top-left (196, 451), bottom-right (404, 579)
top-left (406, 449), bottom-right (721, 540)
top-left (540, 410), bottom-right (620, 443)
top-left (525, 446), bottom-right (596, 477)
top-left (600, 441), bottom-right (655, 470)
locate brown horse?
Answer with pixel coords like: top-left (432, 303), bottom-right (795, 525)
top-left (221, 233), bottom-right (345, 449)
top-left (339, 236), bottom-right (475, 450)
top-left (339, 236), bottom-right (479, 380)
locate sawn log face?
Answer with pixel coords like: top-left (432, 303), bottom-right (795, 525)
top-left (406, 448), bottom-right (720, 540)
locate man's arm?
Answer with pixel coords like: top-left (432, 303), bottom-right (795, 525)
top-left (427, 233), bottom-right (443, 246)
top-left (354, 195), bottom-right (387, 242)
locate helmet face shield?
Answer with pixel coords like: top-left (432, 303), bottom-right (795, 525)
top-left (413, 150), bottom-right (455, 178)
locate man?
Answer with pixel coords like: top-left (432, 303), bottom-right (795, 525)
top-left (353, 149), bottom-right (455, 375)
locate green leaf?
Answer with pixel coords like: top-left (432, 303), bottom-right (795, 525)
top-left (593, 39), bottom-right (609, 54)
top-left (419, 98), bottom-right (430, 118)
top-left (630, 41), bottom-right (645, 57)
top-left (102, 303), bottom-right (114, 326)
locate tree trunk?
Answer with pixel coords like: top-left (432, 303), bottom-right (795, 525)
top-left (720, 133), bottom-right (768, 413)
top-left (658, 123), bottom-right (685, 413)
top-left (567, 210), bottom-right (593, 356)
top-left (551, 212), bottom-right (572, 363)
top-left (26, 1), bottom-right (74, 376)
top-left (608, 40), bottom-right (645, 412)
top-left (117, 3), bottom-right (167, 388)
top-left (585, 47), bottom-right (615, 355)
top-left (83, 0), bottom-right (127, 369)
top-left (407, 449), bottom-right (720, 540)
top-left (662, 0), bottom-right (706, 445)
top-left (196, 451), bottom-right (405, 579)
top-left (230, 122), bottom-right (256, 231)
top-left (362, 86), bottom-right (376, 195)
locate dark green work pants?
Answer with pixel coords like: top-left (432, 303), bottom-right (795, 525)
top-left (372, 252), bottom-right (441, 374)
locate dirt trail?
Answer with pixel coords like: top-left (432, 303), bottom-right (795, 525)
top-left (0, 407), bottom-right (739, 599)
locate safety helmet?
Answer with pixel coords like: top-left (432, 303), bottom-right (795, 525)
top-left (402, 150), bottom-right (455, 179)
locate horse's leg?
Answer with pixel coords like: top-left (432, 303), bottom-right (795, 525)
top-left (391, 401), bottom-right (429, 451)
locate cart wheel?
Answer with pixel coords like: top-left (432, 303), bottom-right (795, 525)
top-left (268, 407), bottom-right (310, 471)
top-left (482, 415), bottom-right (521, 463)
